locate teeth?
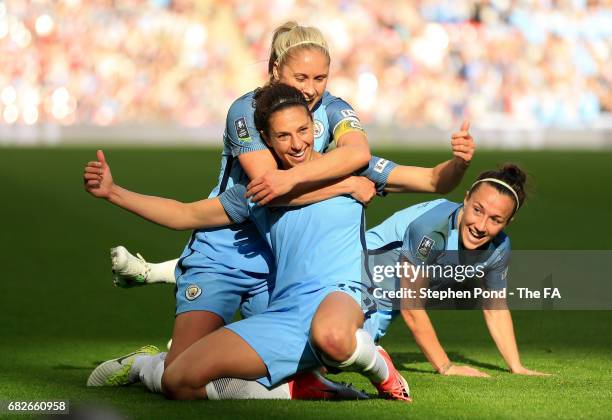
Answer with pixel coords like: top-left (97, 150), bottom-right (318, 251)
top-left (469, 229), bottom-right (483, 240)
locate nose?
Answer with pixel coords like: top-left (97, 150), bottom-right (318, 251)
top-left (302, 79), bottom-right (315, 98)
top-left (474, 216), bottom-right (487, 234)
top-left (290, 135), bottom-right (302, 150)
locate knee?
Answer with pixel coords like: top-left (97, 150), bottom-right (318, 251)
top-left (161, 367), bottom-right (185, 400)
top-left (161, 367), bottom-right (203, 400)
top-left (311, 322), bottom-right (356, 363)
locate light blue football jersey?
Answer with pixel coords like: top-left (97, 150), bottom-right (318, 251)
top-left (220, 185), bottom-right (369, 306)
top-left (365, 199), bottom-right (511, 311)
top-left (181, 90), bottom-right (365, 276)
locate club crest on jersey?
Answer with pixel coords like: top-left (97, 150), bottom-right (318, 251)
top-left (185, 284), bottom-right (202, 301)
top-left (313, 120), bottom-right (324, 138)
top-left (234, 117), bottom-right (251, 142)
top-left (417, 236), bottom-right (435, 258)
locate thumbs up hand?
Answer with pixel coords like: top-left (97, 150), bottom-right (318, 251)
top-left (83, 150), bottom-right (115, 199)
top-left (450, 120), bottom-right (475, 166)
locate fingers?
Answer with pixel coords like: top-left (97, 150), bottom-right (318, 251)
top-left (246, 182), bottom-right (267, 199)
top-left (84, 165), bottom-right (103, 174)
top-left (452, 120), bottom-right (472, 140)
top-left (527, 370), bottom-right (551, 376)
top-left (246, 178), bottom-right (263, 192)
top-left (257, 195), bottom-right (274, 206)
top-left (96, 149), bottom-right (107, 165)
top-left (83, 173), bottom-right (101, 181)
top-left (451, 131), bottom-right (473, 140)
top-left (451, 143), bottom-right (473, 153)
top-left (249, 190), bottom-right (270, 204)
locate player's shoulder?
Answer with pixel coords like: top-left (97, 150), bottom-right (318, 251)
top-left (406, 200), bottom-right (459, 243)
top-left (412, 199), bottom-right (460, 225)
top-left (320, 91), bottom-right (356, 115)
top-left (227, 90), bottom-right (256, 116)
top-left (491, 231), bottom-right (511, 255)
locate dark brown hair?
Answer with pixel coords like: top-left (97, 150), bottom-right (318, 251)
top-left (253, 83), bottom-right (312, 137)
top-left (470, 163), bottom-right (528, 213)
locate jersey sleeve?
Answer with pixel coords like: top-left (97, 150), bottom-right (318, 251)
top-left (325, 97), bottom-right (366, 144)
top-left (356, 155), bottom-right (397, 195)
top-left (225, 96), bottom-right (269, 157)
top-left (484, 240), bottom-right (511, 290)
top-left (218, 184), bottom-right (250, 223)
top-left (400, 225), bottom-right (444, 266)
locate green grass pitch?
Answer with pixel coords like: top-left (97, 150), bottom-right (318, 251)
top-left (1, 148), bottom-right (612, 419)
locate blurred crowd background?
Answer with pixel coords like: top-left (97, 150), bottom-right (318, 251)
top-left (1, 0), bottom-right (610, 130)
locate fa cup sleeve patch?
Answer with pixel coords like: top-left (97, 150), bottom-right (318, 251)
top-left (417, 236), bottom-right (435, 259)
top-left (234, 117), bottom-right (252, 142)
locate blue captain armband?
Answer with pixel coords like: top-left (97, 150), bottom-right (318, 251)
top-left (357, 156), bottom-right (397, 196)
top-left (218, 184), bottom-right (250, 223)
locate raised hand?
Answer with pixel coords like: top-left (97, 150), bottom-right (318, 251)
top-left (83, 150), bottom-right (114, 199)
top-left (450, 120), bottom-right (475, 166)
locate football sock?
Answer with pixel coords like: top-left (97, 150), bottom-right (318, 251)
top-left (205, 378), bottom-right (291, 400)
top-left (323, 328), bottom-right (389, 384)
top-left (147, 259), bottom-right (179, 284)
top-left (138, 352), bottom-right (166, 393)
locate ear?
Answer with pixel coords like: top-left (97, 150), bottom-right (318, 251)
top-left (463, 190), bottom-right (470, 207)
top-left (260, 130), bottom-right (271, 146)
top-left (272, 62), bottom-right (280, 82)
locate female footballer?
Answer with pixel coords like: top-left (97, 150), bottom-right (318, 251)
top-left (85, 84), bottom-right (413, 400)
top-left (100, 21), bottom-right (474, 378)
top-left (364, 164), bottom-right (550, 377)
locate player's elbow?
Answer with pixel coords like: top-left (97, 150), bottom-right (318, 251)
top-left (433, 182), bottom-right (452, 195)
top-left (430, 170), bottom-right (452, 194)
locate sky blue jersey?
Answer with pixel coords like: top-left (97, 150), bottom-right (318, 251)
top-left (183, 90), bottom-right (366, 275)
top-left (366, 199), bottom-right (511, 310)
top-left (220, 185), bottom-right (369, 306)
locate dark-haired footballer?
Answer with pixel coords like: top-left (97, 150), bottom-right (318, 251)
top-left (364, 165), bottom-right (550, 377)
top-left (84, 83), bottom-right (413, 401)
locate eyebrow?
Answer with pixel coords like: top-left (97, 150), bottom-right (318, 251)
top-left (294, 72), bottom-right (328, 77)
top-left (475, 200), bottom-right (507, 220)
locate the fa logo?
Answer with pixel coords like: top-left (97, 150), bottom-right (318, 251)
top-left (234, 117), bottom-right (251, 141)
top-left (417, 236), bottom-right (435, 258)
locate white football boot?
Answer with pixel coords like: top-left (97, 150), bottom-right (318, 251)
top-left (110, 246), bottom-right (151, 288)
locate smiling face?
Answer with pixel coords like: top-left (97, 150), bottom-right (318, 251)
top-left (264, 105), bottom-right (314, 169)
top-left (459, 183), bottom-right (516, 250)
top-left (274, 48), bottom-right (329, 110)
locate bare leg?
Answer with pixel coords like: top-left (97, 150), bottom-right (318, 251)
top-left (162, 327), bottom-right (267, 400)
top-left (165, 311), bottom-right (225, 367)
top-left (310, 292), bottom-right (364, 362)
top-left (310, 291), bottom-right (410, 401)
